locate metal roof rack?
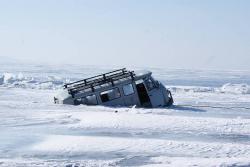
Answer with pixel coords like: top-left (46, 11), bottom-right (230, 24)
top-left (64, 68), bottom-right (135, 96)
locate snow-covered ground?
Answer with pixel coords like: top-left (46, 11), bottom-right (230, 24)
top-left (0, 63), bottom-right (250, 167)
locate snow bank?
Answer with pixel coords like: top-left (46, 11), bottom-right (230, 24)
top-left (0, 72), bottom-right (66, 90)
top-left (169, 86), bottom-right (215, 93)
top-left (220, 83), bottom-right (250, 94)
top-left (169, 83), bottom-right (250, 95)
top-left (0, 72), bottom-right (26, 84)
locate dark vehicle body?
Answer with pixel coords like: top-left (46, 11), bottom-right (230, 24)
top-left (54, 68), bottom-right (173, 108)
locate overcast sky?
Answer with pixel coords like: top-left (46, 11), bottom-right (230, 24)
top-left (0, 0), bottom-right (250, 70)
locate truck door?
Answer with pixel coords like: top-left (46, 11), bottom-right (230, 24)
top-left (144, 78), bottom-right (165, 107)
top-left (136, 83), bottom-right (152, 107)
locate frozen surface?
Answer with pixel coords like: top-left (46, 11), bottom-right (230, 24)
top-left (0, 63), bottom-right (250, 166)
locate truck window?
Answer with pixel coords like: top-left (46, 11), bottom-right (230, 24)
top-left (100, 88), bottom-right (121, 102)
top-left (81, 94), bottom-right (98, 105)
top-left (145, 78), bottom-right (155, 90)
top-left (123, 83), bottom-right (134, 96)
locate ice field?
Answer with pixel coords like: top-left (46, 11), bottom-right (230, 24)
top-left (1, 62), bottom-right (250, 167)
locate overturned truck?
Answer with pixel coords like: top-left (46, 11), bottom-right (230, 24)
top-left (54, 68), bottom-right (173, 108)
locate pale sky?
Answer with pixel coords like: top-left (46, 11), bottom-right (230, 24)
top-left (0, 0), bottom-right (250, 70)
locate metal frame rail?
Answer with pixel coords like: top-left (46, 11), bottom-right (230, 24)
top-left (64, 68), bottom-right (135, 96)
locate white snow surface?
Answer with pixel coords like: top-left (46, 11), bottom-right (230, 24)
top-left (1, 63), bottom-right (250, 167)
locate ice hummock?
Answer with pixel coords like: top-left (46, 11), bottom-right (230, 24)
top-left (1, 72), bottom-right (250, 95)
top-left (169, 84), bottom-right (250, 95)
top-left (0, 72), bottom-right (66, 89)
top-left (220, 83), bottom-right (250, 94)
